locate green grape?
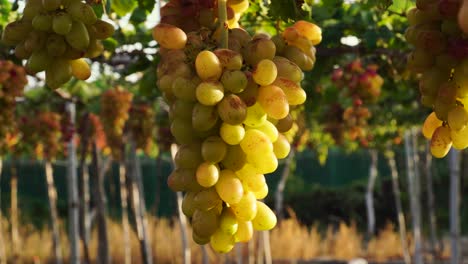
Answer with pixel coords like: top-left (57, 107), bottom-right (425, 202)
top-left (451, 126), bottom-right (468, 150)
top-left (273, 56), bottom-right (303, 83)
top-left (24, 31), bottom-right (47, 52)
top-left (244, 102), bottom-right (267, 127)
top-left (196, 81), bottom-right (224, 106)
top-left (192, 103), bottom-right (219, 131)
top-left (441, 19), bottom-right (462, 36)
top-left (275, 114), bottom-right (293, 132)
top-left (202, 136), bottom-right (227, 163)
top-left (284, 46), bottom-right (309, 71)
top-left (92, 19), bottom-right (115, 40)
top-left (273, 134), bottom-right (291, 159)
top-left (193, 231), bottom-right (210, 245)
top-left (14, 41), bottom-right (32, 59)
top-left (182, 192), bottom-right (197, 217)
top-left (171, 118), bottom-right (197, 145)
top-left (237, 73), bottom-right (259, 106)
top-left (217, 94), bottom-right (247, 125)
top-left (448, 105), bottom-right (468, 131)
top-left (63, 45), bottom-right (86, 60)
top-left (247, 151), bottom-right (278, 174)
top-left (198, 8), bottom-right (216, 29)
top-left (231, 191), bottom-right (257, 221)
top-left (210, 229), bottom-right (235, 253)
top-left (221, 70), bottom-right (248, 93)
top-left (192, 209), bottom-right (219, 237)
top-left (430, 126), bottom-right (452, 158)
top-left (419, 67), bottom-right (450, 97)
top-left (252, 201), bottom-right (277, 231)
top-left (46, 34), bottom-right (67, 56)
top-left (436, 54), bottom-right (458, 71)
top-left (196, 162), bottom-right (220, 187)
top-left (85, 38), bottom-right (104, 58)
top-left (171, 101), bottom-right (194, 121)
top-left (407, 49), bottom-right (434, 73)
top-left (23, 0), bottom-right (43, 21)
top-left (53, 13), bottom-right (73, 35)
top-left (271, 34), bottom-right (286, 54)
top-left (194, 188), bottom-right (222, 211)
top-left (66, 20), bottom-right (90, 50)
top-left (42, 0), bottom-right (61, 11)
top-left (214, 48), bottom-right (243, 70)
top-left (421, 95), bottom-right (436, 107)
top-left (172, 77), bottom-right (197, 102)
top-left (157, 75), bottom-right (174, 94)
top-left (252, 59), bottom-right (277, 86)
top-left (258, 85), bottom-right (289, 119)
top-left (196, 50), bottom-right (222, 81)
top-left (234, 221), bottom-right (253, 242)
top-left (2, 20), bottom-right (33, 45)
top-left (253, 183), bottom-right (268, 199)
top-left (174, 143), bottom-right (203, 169)
top-left (27, 50), bottom-right (51, 73)
top-left (67, 1), bottom-right (97, 25)
top-left (221, 145), bottom-right (247, 171)
top-left (219, 208), bottom-right (238, 235)
top-left (243, 38), bottom-right (276, 66)
top-left (454, 60), bottom-right (468, 97)
top-left (32, 14), bottom-right (52, 31)
top-left (240, 129), bottom-right (272, 156)
top-left (215, 169), bottom-right (244, 204)
top-left (220, 122), bottom-right (245, 145)
top-left (273, 77), bottom-right (306, 105)
top-left (247, 121), bottom-right (278, 142)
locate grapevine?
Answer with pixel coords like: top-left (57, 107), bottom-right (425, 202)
top-left (153, 0), bottom-right (322, 253)
top-left (1, 0), bottom-right (115, 89)
top-left (405, 0), bottom-right (468, 158)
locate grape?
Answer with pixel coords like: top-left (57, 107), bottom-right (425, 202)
top-left (257, 85), bottom-right (289, 120)
top-left (448, 105), bottom-right (468, 131)
top-left (273, 77), bottom-right (306, 105)
top-left (273, 56), bottom-right (303, 83)
top-left (217, 94), bottom-right (247, 125)
top-left (42, 0), bottom-right (61, 11)
top-left (238, 171), bottom-right (266, 193)
top-left (70, 59), bottom-right (91, 80)
top-left (244, 102), bottom-right (267, 127)
top-left (182, 192), bottom-right (197, 217)
top-left (210, 229), bottom-right (235, 253)
top-left (252, 201), bottom-right (277, 231)
top-left (214, 49), bottom-right (243, 70)
top-left (237, 74), bottom-right (259, 106)
top-left (67, 1), bottom-right (98, 25)
top-left (407, 49), bottom-right (435, 73)
top-left (92, 20), bottom-right (115, 40)
top-left (174, 143), bottom-right (203, 169)
top-left (454, 60), bottom-right (468, 96)
top-left (430, 126), bottom-right (452, 158)
top-left (419, 67), bottom-right (450, 97)
top-left (273, 134), bottom-right (291, 159)
top-left (63, 45), bottom-right (86, 60)
top-left (152, 23), bottom-right (187, 49)
top-left (32, 14), bottom-right (52, 31)
top-left (451, 126), bottom-right (468, 149)
top-left (46, 59), bottom-right (72, 89)
top-left (172, 77), bottom-right (197, 102)
top-left (196, 81), bottom-right (224, 106)
top-left (244, 38), bottom-right (276, 66)
top-left (66, 21), bottom-right (90, 50)
top-left (202, 136), bottom-right (227, 163)
top-left (240, 129), bottom-right (273, 156)
top-left (219, 123), bottom-right (244, 145)
top-left (229, 28), bottom-right (251, 47)
top-left (221, 145), bottom-right (247, 171)
top-left (196, 50), bottom-right (222, 80)
top-left (221, 70), bottom-right (248, 93)
top-left (193, 231), bottom-right (210, 245)
top-left (171, 101), bottom-right (194, 121)
top-left (247, 121), bottom-right (278, 142)
top-left (215, 169), bottom-right (244, 204)
top-left (85, 39), bottom-right (104, 58)
top-left (423, 112), bottom-right (443, 139)
top-left (167, 168), bottom-right (189, 191)
top-left (292, 20), bottom-right (322, 45)
top-left (284, 46), bottom-right (309, 71)
top-left (24, 31), bottom-right (47, 52)
top-left (194, 188), bottom-right (222, 211)
top-left (252, 59), bottom-right (277, 86)
top-left (196, 162), bottom-right (219, 187)
top-left (275, 114), bottom-right (294, 133)
top-left (247, 151), bottom-right (278, 174)
top-left (228, 0), bottom-right (250, 13)
top-left (231, 191), bottom-right (257, 221)
top-left (171, 118), bottom-right (196, 145)
top-left (271, 35), bottom-right (286, 54)
top-left (14, 42), bottom-right (31, 59)
top-left (1, 20), bottom-right (32, 45)
top-left (46, 34), bottom-right (67, 56)
top-left (192, 103), bottom-right (219, 131)
top-left (234, 221), bottom-right (253, 242)
top-left (53, 13), bottom-right (73, 35)
top-left (192, 209), bottom-right (219, 237)
top-left (219, 208), bottom-right (238, 235)
top-left (23, 0), bottom-right (43, 20)
top-left (253, 183), bottom-right (268, 199)
top-left (460, 0), bottom-right (468, 34)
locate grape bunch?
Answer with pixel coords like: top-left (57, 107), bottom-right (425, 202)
top-left (1, 0), bottom-right (115, 89)
top-left (128, 103), bottom-right (156, 154)
top-left (153, 18), bottom-right (321, 253)
top-left (0, 60), bottom-right (27, 153)
top-left (160, 0), bottom-right (249, 32)
top-left (100, 88), bottom-right (133, 161)
top-left (325, 60), bottom-right (383, 146)
top-left (36, 111), bottom-right (62, 160)
top-left (405, 0), bottom-right (468, 158)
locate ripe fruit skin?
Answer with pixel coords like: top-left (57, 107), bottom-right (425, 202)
top-left (430, 126), bottom-right (452, 158)
top-left (196, 50), bottom-right (223, 81)
top-left (422, 112), bottom-right (443, 139)
top-left (152, 23), bottom-right (187, 49)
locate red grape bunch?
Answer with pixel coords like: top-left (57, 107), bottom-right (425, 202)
top-left (128, 103), bottom-right (156, 154)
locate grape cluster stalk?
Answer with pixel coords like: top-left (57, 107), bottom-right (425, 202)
top-left (1, 0), bottom-right (115, 89)
top-left (153, 0), bottom-right (322, 253)
top-left (405, 0), bottom-right (468, 158)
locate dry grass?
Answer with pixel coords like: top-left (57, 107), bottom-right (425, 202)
top-left (0, 215), bottom-right (451, 263)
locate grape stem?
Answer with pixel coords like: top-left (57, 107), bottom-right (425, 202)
top-left (218, 0), bottom-right (229, 49)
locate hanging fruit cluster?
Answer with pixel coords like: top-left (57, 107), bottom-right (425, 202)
top-left (100, 88), bottom-right (133, 161)
top-left (0, 60), bottom-right (27, 152)
top-left (325, 60), bottom-right (383, 147)
top-left (153, 0), bottom-right (321, 253)
top-left (405, 0), bottom-right (468, 158)
top-left (1, 0), bottom-right (115, 89)
top-left (128, 103), bottom-right (156, 154)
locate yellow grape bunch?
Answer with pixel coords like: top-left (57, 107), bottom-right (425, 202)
top-left (1, 0), bottom-right (115, 89)
top-left (153, 18), bottom-right (321, 253)
top-left (405, 0), bottom-right (468, 158)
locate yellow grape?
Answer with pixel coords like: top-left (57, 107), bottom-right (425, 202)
top-left (67, 1), bottom-right (97, 25)
top-left (247, 120), bottom-right (278, 142)
top-left (252, 201), bottom-right (277, 231)
top-left (292, 20), bottom-right (322, 45)
top-left (272, 77), bottom-right (307, 105)
top-left (202, 136), bottom-right (227, 163)
top-left (192, 103), bottom-right (218, 131)
top-left (196, 81), bottom-right (224, 106)
top-left (253, 183), bottom-right (268, 199)
top-left (244, 102), bottom-right (267, 127)
top-left (220, 208), bottom-right (238, 235)
top-left (241, 173), bottom-right (266, 193)
top-left (192, 209), bottom-right (219, 237)
top-left (196, 50), bottom-right (223, 80)
top-left (215, 169), bottom-right (244, 204)
top-left (284, 45), bottom-right (310, 71)
top-left (240, 129), bottom-right (273, 156)
top-left (152, 23), bottom-right (187, 49)
top-left (430, 126), bottom-right (452, 158)
top-left (247, 151), bottom-right (278, 174)
top-left (92, 20), bottom-right (115, 40)
top-left (227, 0), bottom-right (249, 13)
top-left (257, 85), bottom-right (289, 120)
top-left (231, 191), bottom-right (257, 221)
top-left (273, 56), bottom-right (303, 83)
top-left (451, 126), bottom-right (468, 150)
top-left (220, 122), bottom-right (245, 145)
top-left (252, 59), bottom-right (277, 86)
top-left (235, 163), bottom-right (256, 180)
top-left (196, 162), bottom-right (220, 187)
top-left (422, 112), bottom-right (443, 139)
top-left (273, 134), bottom-right (291, 159)
top-left (210, 229), bottom-right (235, 253)
top-left (70, 59), bottom-right (91, 80)
top-left (217, 94), bottom-right (247, 125)
top-left (213, 48), bottom-right (243, 70)
top-left (235, 221), bottom-right (253, 242)
top-left (448, 105), bottom-right (468, 131)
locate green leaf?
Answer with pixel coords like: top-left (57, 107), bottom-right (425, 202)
top-left (111, 0), bottom-right (137, 17)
